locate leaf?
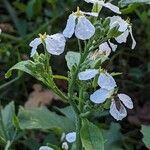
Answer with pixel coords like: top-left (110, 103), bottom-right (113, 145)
top-left (80, 119), bottom-right (104, 150)
top-left (65, 51), bottom-right (80, 70)
top-left (26, 0), bottom-right (42, 19)
top-left (55, 106), bottom-right (76, 123)
top-left (120, 0), bottom-right (150, 7)
top-left (141, 125), bottom-right (150, 149)
top-left (103, 123), bottom-right (122, 150)
top-left (5, 60), bottom-right (34, 79)
top-left (0, 102), bottom-right (16, 143)
top-left (18, 107), bottom-right (75, 132)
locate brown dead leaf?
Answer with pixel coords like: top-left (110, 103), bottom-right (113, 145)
top-left (0, 23), bottom-right (14, 33)
top-left (25, 84), bottom-right (60, 108)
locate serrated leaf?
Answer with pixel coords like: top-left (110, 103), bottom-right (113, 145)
top-left (18, 107), bottom-right (75, 132)
top-left (120, 0), bottom-right (150, 7)
top-left (65, 51), bottom-right (80, 70)
top-left (80, 119), bottom-right (104, 150)
top-left (141, 125), bottom-right (150, 149)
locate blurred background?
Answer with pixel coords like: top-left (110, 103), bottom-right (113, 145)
top-left (0, 0), bottom-right (150, 149)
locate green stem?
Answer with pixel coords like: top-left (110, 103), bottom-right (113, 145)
top-left (76, 116), bottom-right (82, 150)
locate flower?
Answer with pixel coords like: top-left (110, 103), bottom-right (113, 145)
top-left (29, 33), bottom-right (66, 57)
top-left (39, 146), bottom-right (54, 150)
top-left (99, 41), bottom-right (117, 57)
top-left (0, 28), bottom-right (2, 34)
top-left (78, 69), bottom-right (134, 120)
top-left (110, 93), bottom-right (133, 120)
top-left (65, 132), bottom-right (76, 143)
top-left (78, 69), bottom-right (117, 103)
top-left (108, 16), bottom-right (136, 49)
top-left (84, 0), bottom-right (121, 14)
top-left (63, 7), bottom-right (98, 40)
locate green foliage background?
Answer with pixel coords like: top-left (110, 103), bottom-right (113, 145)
top-left (0, 0), bottom-right (150, 149)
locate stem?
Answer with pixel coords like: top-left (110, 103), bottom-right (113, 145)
top-left (76, 115), bottom-right (82, 150)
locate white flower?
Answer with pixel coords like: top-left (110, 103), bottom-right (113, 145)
top-left (84, 0), bottom-right (121, 14)
top-left (110, 94), bottom-right (133, 120)
top-left (79, 69), bottom-right (116, 103)
top-left (39, 146), bottom-right (54, 150)
top-left (0, 28), bottom-right (2, 34)
top-left (29, 33), bottom-right (66, 57)
top-left (62, 142), bottom-right (69, 150)
top-left (90, 88), bottom-right (113, 104)
top-left (65, 132), bottom-right (76, 143)
top-left (109, 16), bottom-right (136, 49)
top-left (63, 7), bottom-right (98, 40)
top-left (79, 69), bottom-right (116, 90)
top-left (99, 41), bottom-right (117, 57)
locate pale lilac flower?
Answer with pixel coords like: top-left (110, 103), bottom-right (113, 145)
top-left (99, 41), bottom-right (117, 57)
top-left (79, 69), bottom-right (117, 103)
top-left (110, 94), bottom-right (133, 120)
top-left (29, 33), bottom-right (66, 57)
top-left (84, 0), bottom-right (121, 14)
top-left (65, 132), bottom-right (76, 143)
top-left (39, 146), bottom-right (54, 150)
top-left (79, 69), bottom-right (116, 90)
top-left (63, 7), bottom-right (98, 40)
top-left (108, 16), bottom-right (136, 49)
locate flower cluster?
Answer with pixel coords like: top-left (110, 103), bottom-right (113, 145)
top-left (29, 0), bottom-right (135, 121)
top-left (78, 69), bottom-right (133, 120)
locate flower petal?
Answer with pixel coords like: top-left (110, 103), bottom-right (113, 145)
top-left (115, 29), bottom-right (129, 44)
top-left (109, 100), bottom-right (127, 121)
top-left (99, 42), bottom-right (111, 57)
top-left (90, 88), bottom-right (113, 104)
top-left (39, 146), bottom-right (54, 150)
top-left (108, 41), bottom-right (117, 52)
top-left (30, 47), bottom-right (38, 57)
top-left (45, 33), bottom-right (66, 55)
top-left (84, 0), bottom-right (99, 3)
top-left (63, 14), bottom-right (77, 38)
top-left (78, 69), bottom-right (98, 80)
top-left (129, 26), bottom-right (136, 49)
top-left (109, 16), bottom-right (128, 32)
top-left (118, 93), bottom-right (133, 109)
top-left (66, 132), bottom-right (76, 143)
top-left (83, 12), bottom-right (99, 17)
top-left (29, 38), bottom-right (41, 57)
top-left (29, 38), bottom-right (41, 48)
top-left (103, 2), bottom-right (121, 14)
top-left (75, 16), bottom-right (95, 40)
top-left (98, 73), bottom-right (117, 90)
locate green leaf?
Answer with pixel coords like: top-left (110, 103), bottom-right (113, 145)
top-left (18, 107), bottom-right (75, 132)
top-left (120, 0), bottom-right (150, 7)
top-left (65, 51), bottom-right (80, 70)
top-left (80, 119), bottom-right (104, 150)
top-left (5, 60), bottom-right (34, 79)
top-left (141, 125), bottom-right (150, 149)
top-left (103, 123), bottom-right (122, 150)
top-left (26, 0), bottom-right (42, 19)
top-left (0, 102), bottom-right (16, 143)
top-left (55, 106), bottom-right (76, 123)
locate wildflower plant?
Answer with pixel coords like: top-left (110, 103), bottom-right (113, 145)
top-left (5, 0), bottom-right (136, 149)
